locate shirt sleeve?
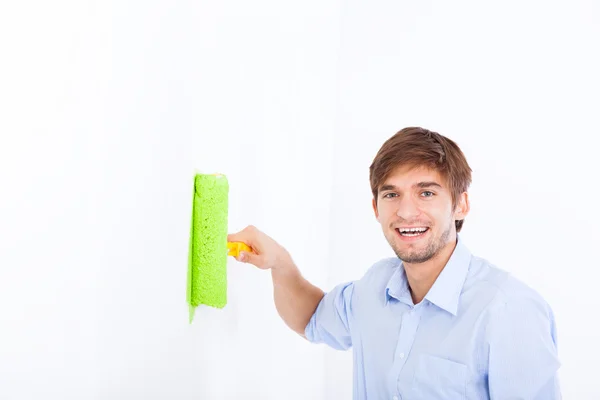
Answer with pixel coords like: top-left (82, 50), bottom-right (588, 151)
top-left (304, 281), bottom-right (354, 350)
top-left (487, 291), bottom-right (561, 399)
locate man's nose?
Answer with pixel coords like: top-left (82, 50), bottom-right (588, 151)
top-left (396, 197), bottom-right (420, 219)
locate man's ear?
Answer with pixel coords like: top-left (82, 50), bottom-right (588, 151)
top-left (455, 192), bottom-right (470, 220)
top-left (372, 198), bottom-right (379, 219)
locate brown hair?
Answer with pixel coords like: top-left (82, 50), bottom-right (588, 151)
top-left (369, 127), bottom-right (472, 232)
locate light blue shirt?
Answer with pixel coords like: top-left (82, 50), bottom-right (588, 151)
top-left (305, 236), bottom-right (561, 399)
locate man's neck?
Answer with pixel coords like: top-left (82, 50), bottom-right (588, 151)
top-left (404, 237), bottom-right (458, 305)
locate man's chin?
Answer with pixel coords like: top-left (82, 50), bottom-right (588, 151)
top-left (397, 252), bottom-right (434, 264)
top-left (393, 242), bottom-right (436, 264)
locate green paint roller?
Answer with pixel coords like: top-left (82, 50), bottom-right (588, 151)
top-left (187, 173), bottom-right (251, 323)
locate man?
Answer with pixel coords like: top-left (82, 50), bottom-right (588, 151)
top-left (228, 127), bottom-right (561, 399)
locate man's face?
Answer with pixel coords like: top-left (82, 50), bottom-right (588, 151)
top-left (372, 165), bottom-right (468, 264)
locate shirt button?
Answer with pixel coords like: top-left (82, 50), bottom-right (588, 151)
top-left (399, 352), bottom-right (405, 359)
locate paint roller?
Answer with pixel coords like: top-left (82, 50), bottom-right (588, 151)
top-left (187, 173), bottom-right (251, 323)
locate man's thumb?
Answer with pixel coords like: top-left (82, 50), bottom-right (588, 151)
top-left (238, 251), bottom-right (259, 265)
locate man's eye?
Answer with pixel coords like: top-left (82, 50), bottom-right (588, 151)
top-left (383, 193), bottom-right (397, 199)
top-left (421, 191), bottom-right (434, 197)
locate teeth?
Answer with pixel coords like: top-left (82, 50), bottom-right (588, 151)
top-left (399, 227), bottom-right (427, 233)
top-left (398, 227), bottom-right (428, 237)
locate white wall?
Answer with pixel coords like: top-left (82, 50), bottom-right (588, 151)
top-left (0, 1), bottom-right (337, 399)
top-left (1, 1), bottom-right (598, 399)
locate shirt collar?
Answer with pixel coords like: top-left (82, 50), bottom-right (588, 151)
top-left (384, 264), bottom-right (412, 307)
top-left (384, 235), bottom-right (472, 316)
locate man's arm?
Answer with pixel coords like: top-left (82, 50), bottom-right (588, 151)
top-left (271, 262), bottom-right (325, 336)
top-left (227, 226), bottom-right (324, 336)
top-left (228, 226), bottom-right (354, 349)
top-left (487, 289), bottom-right (561, 399)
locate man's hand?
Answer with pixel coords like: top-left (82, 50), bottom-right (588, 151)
top-left (228, 225), bottom-right (293, 271)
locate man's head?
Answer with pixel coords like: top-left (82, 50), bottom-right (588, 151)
top-left (370, 127), bottom-right (472, 264)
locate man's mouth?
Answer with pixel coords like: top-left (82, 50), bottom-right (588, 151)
top-left (396, 227), bottom-right (429, 237)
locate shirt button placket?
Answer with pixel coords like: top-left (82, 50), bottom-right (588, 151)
top-left (393, 308), bottom-right (422, 398)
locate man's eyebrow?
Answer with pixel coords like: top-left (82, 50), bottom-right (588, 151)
top-left (380, 181), bottom-right (443, 191)
top-left (380, 184), bottom-right (397, 191)
top-left (414, 181), bottom-right (443, 189)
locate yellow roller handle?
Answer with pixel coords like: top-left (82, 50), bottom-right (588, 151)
top-left (227, 241), bottom-right (252, 257)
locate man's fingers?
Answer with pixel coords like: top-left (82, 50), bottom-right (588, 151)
top-left (229, 226), bottom-right (269, 267)
top-left (227, 225), bottom-right (257, 245)
top-left (227, 233), bottom-right (240, 243)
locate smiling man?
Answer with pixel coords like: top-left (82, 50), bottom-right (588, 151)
top-left (228, 127), bottom-right (561, 400)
